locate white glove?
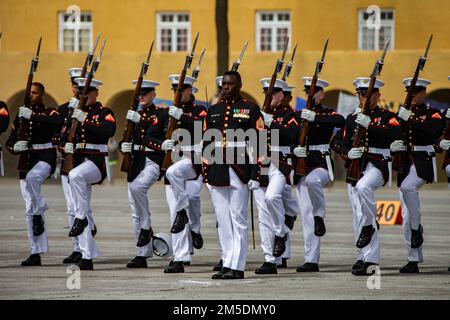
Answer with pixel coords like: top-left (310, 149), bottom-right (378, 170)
top-left (248, 179), bottom-right (260, 191)
top-left (398, 107), bottom-right (412, 122)
top-left (261, 111), bottom-right (273, 127)
top-left (72, 109), bottom-right (87, 123)
top-left (293, 146), bottom-right (307, 158)
top-left (390, 140), bottom-right (406, 152)
top-left (121, 142), bottom-right (132, 153)
top-left (126, 110), bottom-right (141, 124)
top-left (439, 139), bottom-right (450, 151)
top-left (168, 106), bottom-right (183, 120)
top-left (68, 97), bottom-right (80, 109)
top-left (348, 147), bottom-right (364, 160)
top-left (445, 109), bottom-right (450, 119)
top-left (353, 107), bottom-right (362, 115)
top-left (13, 141), bottom-right (28, 152)
top-left (301, 109), bottom-right (316, 122)
top-left (355, 113), bottom-right (371, 129)
top-left (64, 142), bottom-right (74, 154)
top-left (18, 106), bottom-right (33, 120)
top-left (161, 139), bottom-right (175, 151)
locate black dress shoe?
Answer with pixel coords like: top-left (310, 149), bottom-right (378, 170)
top-left (77, 259), bottom-right (93, 270)
top-left (126, 256), bottom-right (147, 268)
top-left (399, 261), bottom-right (419, 274)
top-left (63, 251), bottom-right (82, 264)
top-left (91, 224), bottom-right (97, 237)
top-left (296, 262), bottom-right (319, 272)
top-left (212, 259), bottom-right (223, 272)
top-left (411, 225), bottom-right (424, 249)
top-left (191, 231), bottom-right (204, 249)
top-left (284, 215), bottom-right (297, 230)
top-left (211, 267), bottom-right (231, 279)
top-left (69, 218), bottom-right (88, 237)
top-left (21, 254), bottom-right (41, 266)
top-left (277, 258), bottom-right (288, 269)
top-left (314, 216), bottom-right (326, 237)
top-left (255, 262), bottom-right (277, 274)
top-left (222, 269), bottom-right (244, 280)
top-left (164, 261), bottom-right (185, 273)
top-left (183, 261), bottom-right (191, 266)
top-left (352, 262), bottom-right (378, 276)
top-left (32, 215), bottom-right (45, 236)
top-left (356, 225), bottom-right (375, 249)
top-left (448, 266), bottom-right (450, 272)
top-left (273, 234), bottom-right (287, 257)
top-left (170, 209), bottom-right (189, 234)
top-left (136, 228), bottom-right (153, 247)
top-left (352, 260), bottom-right (364, 271)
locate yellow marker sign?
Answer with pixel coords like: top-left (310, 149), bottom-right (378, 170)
top-left (376, 201), bottom-right (402, 225)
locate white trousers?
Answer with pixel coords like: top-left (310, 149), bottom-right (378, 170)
top-left (69, 159), bottom-right (101, 260)
top-left (445, 164), bottom-right (450, 190)
top-left (282, 184), bottom-right (299, 260)
top-left (399, 165), bottom-right (426, 262)
top-left (354, 162), bottom-right (383, 264)
top-left (62, 175), bottom-right (80, 253)
top-left (166, 157), bottom-right (202, 234)
top-left (20, 161), bottom-right (51, 254)
top-left (265, 164), bottom-right (290, 237)
top-left (295, 167), bottom-right (331, 264)
top-left (206, 183), bottom-right (223, 261)
top-left (128, 158), bottom-right (160, 257)
top-left (347, 184), bottom-right (363, 261)
top-left (208, 168), bottom-right (249, 271)
top-left (254, 178), bottom-right (298, 264)
top-left (166, 177), bottom-right (203, 262)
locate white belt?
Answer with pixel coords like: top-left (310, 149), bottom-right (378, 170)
top-left (214, 141), bottom-right (247, 148)
top-left (308, 144), bottom-right (330, 153)
top-left (367, 147), bottom-right (393, 187)
top-left (270, 146), bottom-right (291, 155)
top-left (133, 144), bottom-right (153, 152)
top-left (75, 143), bottom-right (108, 153)
top-left (412, 145), bottom-right (435, 154)
top-left (368, 147), bottom-right (391, 159)
top-left (31, 143), bottom-right (54, 150)
top-left (180, 143), bottom-right (202, 153)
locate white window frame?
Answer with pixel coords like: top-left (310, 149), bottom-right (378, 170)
top-left (256, 11), bottom-right (291, 52)
top-left (58, 11), bottom-right (93, 52)
top-left (156, 12), bottom-right (191, 52)
top-left (358, 9), bottom-right (395, 51)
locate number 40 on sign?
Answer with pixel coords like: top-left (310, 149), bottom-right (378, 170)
top-left (376, 201), bottom-right (402, 225)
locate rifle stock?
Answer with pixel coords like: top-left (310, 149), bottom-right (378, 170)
top-left (392, 35), bottom-right (432, 173)
top-left (18, 37), bottom-right (42, 172)
top-left (121, 40), bottom-right (154, 173)
top-left (346, 41), bottom-right (390, 183)
top-left (161, 32), bottom-right (199, 171)
top-left (295, 39), bottom-right (328, 176)
top-left (61, 39), bottom-right (106, 175)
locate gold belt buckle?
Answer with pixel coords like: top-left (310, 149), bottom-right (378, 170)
top-left (78, 142), bottom-right (86, 149)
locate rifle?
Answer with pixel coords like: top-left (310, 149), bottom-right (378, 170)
top-left (81, 32), bottom-right (101, 79)
top-left (120, 40), bottom-right (154, 173)
top-left (161, 32), bottom-right (199, 171)
top-left (216, 41), bottom-right (248, 100)
top-left (261, 37), bottom-right (289, 113)
top-left (61, 39), bottom-right (106, 175)
top-left (392, 35), bottom-right (433, 173)
top-left (295, 39), bottom-right (329, 176)
top-left (282, 42), bottom-right (297, 81)
top-left (231, 40), bottom-right (249, 72)
top-left (17, 37), bottom-right (42, 173)
top-left (191, 48), bottom-right (205, 79)
top-left (346, 40), bottom-right (390, 183)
